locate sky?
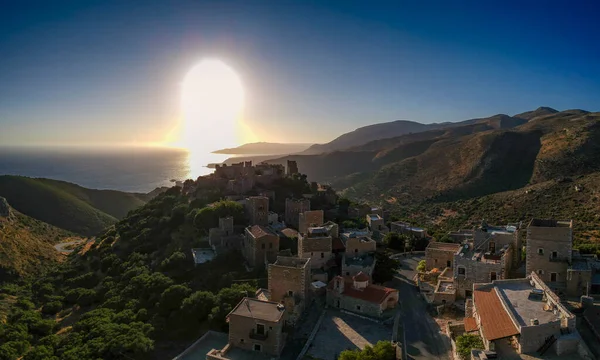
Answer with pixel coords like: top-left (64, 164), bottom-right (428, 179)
top-left (1, 0), bottom-right (599, 147)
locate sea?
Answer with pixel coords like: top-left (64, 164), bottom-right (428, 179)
top-left (0, 146), bottom-right (232, 193)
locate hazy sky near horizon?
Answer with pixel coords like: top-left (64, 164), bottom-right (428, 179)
top-left (1, 0), bottom-right (599, 147)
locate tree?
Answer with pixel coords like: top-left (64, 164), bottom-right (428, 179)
top-left (417, 260), bottom-right (426, 272)
top-left (456, 334), bottom-right (484, 359)
top-left (158, 285), bottom-right (192, 316)
top-left (372, 253), bottom-right (400, 284)
top-left (339, 340), bottom-right (395, 360)
top-left (383, 232), bottom-right (405, 251)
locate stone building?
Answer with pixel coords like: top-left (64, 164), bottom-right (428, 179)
top-left (243, 225), bottom-right (280, 268)
top-left (473, 221), bottom-right (522, 268)
top-left (298, 210), bottom-right (324, 235)
top-left (209, 217), bottom-right (243, 252)
top-left (453, 242), bottom-right (513, 298)
top-left (268, 257), bottom-right (311, 323)
top-left (525, 219), bottom-right (573, 287)
top-left (297, 226), bottom-right (333, 270)
top-left (471, 273), bottom-right (580, 356)
top-left (366, 214), bottom-right (385, 231)
top-left (285, 198), bottom-right (310, 230)
top-left (207, 297), bottom-right (287, 358)
top-left (245, 196), bottom-right (270, 226)
top-left (425, 242), bottom-right (462, 271)
top-left (348, 204), bottom-right (372, 219)
top-left (326, 273), bottom-right (399, 318)
top-left (286, 160), bottom-right (298, 176)
top-left (342, 252), bottom-right (376, 279)
top-left (345, 236), bottom-right (376, 256)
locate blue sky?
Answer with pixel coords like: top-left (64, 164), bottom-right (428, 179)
top-left (1, 0), bottom-right (599, 146)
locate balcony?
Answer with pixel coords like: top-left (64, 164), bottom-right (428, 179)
top-left (249, 329), bottom-right (269, 341)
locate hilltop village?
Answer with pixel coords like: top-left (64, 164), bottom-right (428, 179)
top-left (168, 161), bottom-right (600, 360)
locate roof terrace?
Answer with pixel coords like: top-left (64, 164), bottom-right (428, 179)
top-left (495, 280), bottom-right (560, 326)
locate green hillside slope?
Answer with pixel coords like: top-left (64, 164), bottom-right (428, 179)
top-left (0, 176), bottom-right (151, 235)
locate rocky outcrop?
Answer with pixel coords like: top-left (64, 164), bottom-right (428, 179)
top-left (0, 196), bottom-right (12, 218)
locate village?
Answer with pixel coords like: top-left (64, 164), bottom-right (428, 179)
top-left (173, 161), bottom-right (600, 360)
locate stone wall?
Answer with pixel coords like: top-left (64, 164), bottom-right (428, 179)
top-left (245, 196), bottom-right (269, 226)
top-left (244, 230), bottom-right (279, 268)
top-left (228, 314), bottom-right (284, 356)
top-left (285, 198), bottom-right (310, 229)
top-left (345, 237), bottom-right (376, 256)
top-left (268, 258), bottom-right (310, 320)
top-left (299, 210), bottom-right (324, 235)
top-left (526, 223), bottom-right (572, 284)
top-left (518, 321), bottom-right (561, 354)
top-left (327, 290), bottom-right (386, 318)
top-left (298, 234), bottom-right (332, 269)
top-left (426, 248), bottom-right (456, 271)
top-left (567, 268), bottom-right (592, 297)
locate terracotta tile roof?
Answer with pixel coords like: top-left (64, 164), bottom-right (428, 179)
top-left (328, 276), bottom-right (397, 305)
top-left (247, 225), bottom-right (275, 238)
top-left (353, 272), bottom-right (370, 282)
top-left (464, 317), bottom-right (478, 332)
top-left (280, 228), bottom-right (298, 238)
top-left (474, 287), bottom-right (519, 341)
top-left (426, 242), bottom-right (462, 251)
top-left (227, 297), bottom-right (285, 323)
top-left (332, 237), bottom-right (346, 251)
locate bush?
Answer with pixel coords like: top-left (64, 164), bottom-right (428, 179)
top-left (339, 340), bottom-right (395, 360)
top-left (41, 301), bottom-right (62, 315)
top-left (417, 260), bottom-right (426, 272)
top-left (456, 334), bottom-right (484, 359)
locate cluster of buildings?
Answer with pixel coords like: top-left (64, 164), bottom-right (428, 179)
top-left (426, 219), bottom-right (600, 358)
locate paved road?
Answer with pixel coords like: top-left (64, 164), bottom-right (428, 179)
top-left (390, 254), bottom-right (452, 360)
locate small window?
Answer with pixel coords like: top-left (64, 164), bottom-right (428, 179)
top-left (356, 305), bottom-right (361, 311)
top-left (240, 339), bottom-right (244, 343)
top-left (261, 244), bottom-right (265, 249)
top-left (321, 252), bottom-right (324, 258)
top-left (551, 251), bottom-right (558, 259)
top-left (538, 248), bottom-right (544, 255)
top-left (288, 290), bottom-right (294, 297)
top-left (458, 267), bottom-right (466, 275)
top-left (346, 272), bottom-right (350, 276)
top-left (490, 272), bottom-right (497, 281)
top-left (254, 344), bottom-right (261, 352)
top-left (269, 243), bottom-right (273, 249)
top-left (355, 249), bottom-right (358, 253)
top-left (434, 259), bottom-right (438, 264)
top-left (538, 269), bottom-right (544, 275)
top-left (551, 273), bottom-right (557, 282)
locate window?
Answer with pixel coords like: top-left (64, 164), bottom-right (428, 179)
top-left (447, 260), bottom-right (452, 268)
top-left (538, 269), bottom-right (544, 275)
top-left (490, 272), bottom-right (497, 281)
top-left (261, 244), bottom-right (265, 249)
top-left (356, 305), bottom-right (361, 311)
top-left (434, 259), bottom-right (438, 264)
top-left (254, 344), bottom-right (262, 352)
top-left (256, 324), bottom-right (265, 335)
top-left (321, 252), bottom-right (324, 258)
top-left (269, 243), bottom-right (273, 249)
top-left (288, 290), bottom-right (294, 297)
top-left (458, 267), bottom-right (466, 275)
top-left (551, 251), bottom-right (558, 259)
top-left (240, 339), bottom-right (244, 343)
top-left (489, 241), bottom-right (496, 253)
top-left (538, 248), bottom-right (544, 255)
top-left (551, 273), bottom-right (557, 282)
top-left (355, 249), bottom-right (358, 253)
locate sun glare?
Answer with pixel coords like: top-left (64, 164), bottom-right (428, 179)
top-left (180, 59), bottom-right (245, 153)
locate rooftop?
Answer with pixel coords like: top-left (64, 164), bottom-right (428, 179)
top-left (474, 286), bottom-right (519, 341)
top-left (345, 253), bottom-right (375, 267)
top-left (307, 226), bottom-right (329, 237)
top-left (495, 280), bottom-right (561, 326)
top-left (529, 219), bottom-right (572, 228)
top-left (228, 297), bottom-right (285, 323)
top-left (436, 280), bottom-right (456, 294)
top-left (273, 256), bottom-right (310, 268)
top-left (279, 227), bottom-right (298, 238)
top-left (368, 214), bottom-right (383, 220)
top-left (353, 272), bottom-right (370, 282)
top-left (246, 225), bottom-right (275, 238)
top-left (464, 317), bottom-right (478, 332)
top-left (341, 228), bottom-right (370, 239)
top-left (191, 248), bottom-right (216, 264)
top-left (427, 242), bottom-right (462, 252)
top-left (332, 237), bottom-right (346, 251)
top-left (174, 331), bottom-right (228, 360)
top-left (329, 276), bottom-right (397, 304)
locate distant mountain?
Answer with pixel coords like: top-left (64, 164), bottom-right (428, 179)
top-left (212, 142), bottom-right (312, 155)
top-left (0, 176), bottom-right (164, 235)
top-left (515, 106), bottom-right (558, 120)
top-left (301, 114), bottom-right (529, 155)
top-left (0, 197), bottom-right (72, 280)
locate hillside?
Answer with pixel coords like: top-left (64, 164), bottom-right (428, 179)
top-left (212, 142), bottom-right (312, 155)
top-left (0, 176), bottom-right (159, 235)
top-left (0, 197), bottom-right (73, 280)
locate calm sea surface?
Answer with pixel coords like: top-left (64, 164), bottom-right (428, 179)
top-left (0, 146), bottom-right (231, 193)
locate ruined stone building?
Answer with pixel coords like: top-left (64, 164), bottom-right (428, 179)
top-left (243, 225), bottom-right (280, 268)
top-left (298, 210), bottom-right (324, 235)
top-left (245, 196), bottom-right (269, 226)
top-left (425, 242), bottom-right (462, 271)
top-left (207, 297), bottom-right (287, 359)
top-left (525, 219), bottom-right (573, 287)
top-left (297, 226), bottom-right (333, 270)
top-left (267, 257), bottom-right (311, 323)
top-left (209, 217), bottom-right (243, 253)
top-left (473, 221), bottom-right (522, 268)
top-left (326, 273), bottom-right (399, 318)
top-left (284, 198), bottom-right (310, 230)
top-left (286, 160), bottom-right (298, 176)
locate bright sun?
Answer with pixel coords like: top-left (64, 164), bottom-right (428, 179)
top-left (180, 59), bottom-right (245, 152)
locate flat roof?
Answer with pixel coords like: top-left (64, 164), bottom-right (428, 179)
top-left (273, 256), bottom-right (310, 268)
top-left (191, 248), bottom-right (216, 264)
top-left (228, 297), bottom-right (285, 323)
top-left (495, 281), bottom-right (560, 326)
top-left (174, 331), bottom-right (228, 360)
top-left (529, 219), bottom-right (572, 228)
top-left (427, 242), bottom-right (462, 251)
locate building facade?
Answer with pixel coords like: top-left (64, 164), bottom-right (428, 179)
top-left (298, 210), bottom-right (324, 235)
top-left (425, 242), bottom-right (461, 271)
top-left (268, 257), bottom-right (311, 323)
top-left (245, 196), bottom-right (270, 226)
top-left (525, 219), bottom-right (573, 286)
top-left (297, 226), bottom-right (333, 269)
top-left (244, 225), bottom-right (280, 268)
top-left (285, 198), bottom-right (310, 230)
top-left (326, 273), bottom-right (398, 318)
